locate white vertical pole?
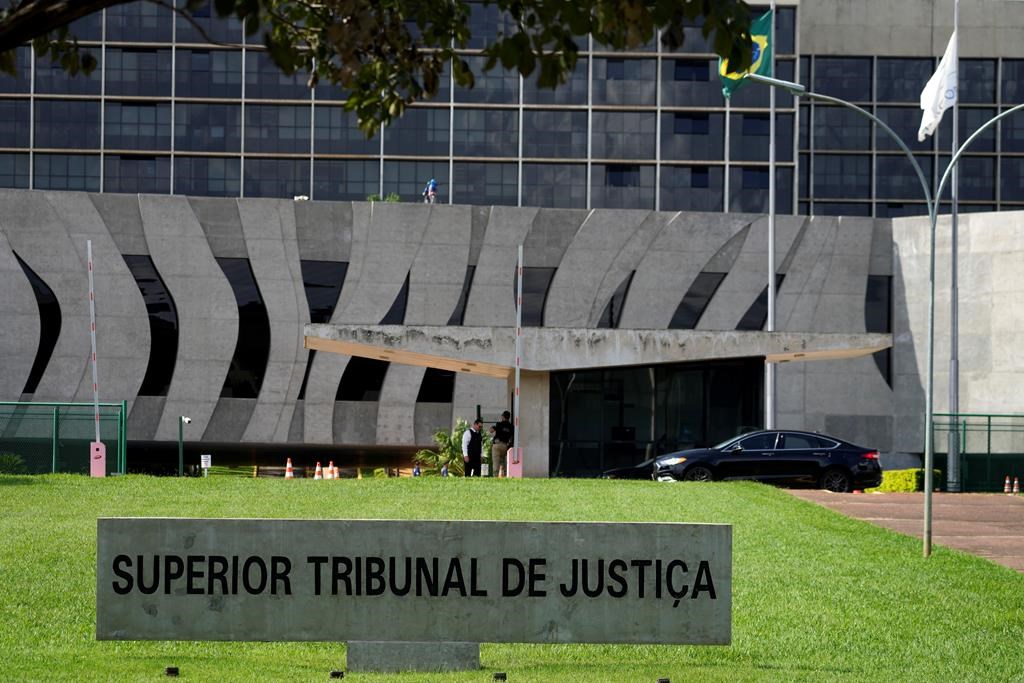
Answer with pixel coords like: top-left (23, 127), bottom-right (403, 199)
top-left (87, 240), bottom-right (101, 444)
top-left (765, 2), bottom-right (777, 429)
top-left (724, 97), bottom-right (731, 212)
top-left (512, 244), bottom-right (523, 474)
top-left (948, 1), bottom-right (961, 492)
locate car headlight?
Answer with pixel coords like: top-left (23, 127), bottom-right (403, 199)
top-left (658, 456), bottom-right (687, 467)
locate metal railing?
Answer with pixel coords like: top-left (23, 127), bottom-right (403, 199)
top-left (0, 401), bottom-right (127, 475)
top-left (933, 413), bottom-right (1024, 492)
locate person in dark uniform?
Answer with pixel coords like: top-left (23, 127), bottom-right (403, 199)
top-left (461, 419), bottom-right (483, 477)
top-left (490, 410), bottom-right (513, 477)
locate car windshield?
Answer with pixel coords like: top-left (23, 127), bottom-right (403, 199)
top-left (712, 435), bottom-right (743, 450)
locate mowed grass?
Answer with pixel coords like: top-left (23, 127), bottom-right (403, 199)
top-left (1, 475), bottom-right (1022, 682)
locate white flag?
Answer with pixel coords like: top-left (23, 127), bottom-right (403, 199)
top-left (918, 31), bottom-right (958, 142)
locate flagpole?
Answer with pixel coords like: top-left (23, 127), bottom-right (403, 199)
top-left (947, 0), bottom-right (961, 492)
top-left (765, 0), bottom-right (777, 430)
top-left (724, 97), bottom-right (731, 212)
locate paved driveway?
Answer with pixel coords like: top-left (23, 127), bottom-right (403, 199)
top-left (789, 490), bottom-right (1024, 572)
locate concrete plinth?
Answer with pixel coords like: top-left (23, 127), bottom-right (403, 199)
top-left (346, 641), bottom-right (480, 673)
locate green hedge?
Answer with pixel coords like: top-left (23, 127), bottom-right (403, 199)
top-left (867, 468), bottom-right (943, 493)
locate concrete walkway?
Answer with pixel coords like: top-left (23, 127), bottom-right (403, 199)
top-left (789, 490), bottom-right (1024, 572)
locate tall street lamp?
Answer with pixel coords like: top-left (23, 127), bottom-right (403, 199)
top-left (178, 416), bottom-right (191, 477)
top-left (746, 72), bottom-right (1024, 557)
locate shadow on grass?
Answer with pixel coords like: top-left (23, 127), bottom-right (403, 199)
top-left (0, 475), bottom-right (39, 486)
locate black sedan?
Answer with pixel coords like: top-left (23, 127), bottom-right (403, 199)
top-left (650, 430), bottom-right (882, 492)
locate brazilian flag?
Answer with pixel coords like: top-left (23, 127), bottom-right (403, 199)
top-left (719, 10), bottom-right (773, 98)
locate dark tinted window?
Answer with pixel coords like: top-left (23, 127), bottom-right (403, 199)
top-left (313, 160), bottom-right (379, 201)
top-left (104, 155), bottom-right (171, 194)
top-left (597, 272), bottom-right (634, 329)
top-left (592, 112), bottom-right (656, 159)
top-left (453, 109), bottom-right (518, 157)
top-left (447, 266), bottom-right (476, 325)
top-left (739, 433), bottom-right (777, 450)
top-left (781, 433), bottom-right (817, 449)
top-left (174, 157), bottom-right (240, 197)
top-left (669, 272), bottom-right (726, 329)
top-left (0, 100), bottom-right (30, 148)
top-left (106, 48), bottom-right (172, 97)
top-left (107, 2), bottom-right (173, 42)
top-left (0, 153), bottom-right (29, 188)
top-left (106, 103), bottom-right (172, 151)
top-left (14, 253), bottom-right (61, 395)
top-left (175, 103), bottom-right (242, 153)
top-left (336, 357), bottom-right (389, 401)
top-left (812, 57), bottom-right (871, 101)
top-left (217, 258), bottom-right (271, 398)
top-left (245, 50), bottom-right (312, 100)
top-left (523, 57), bottom-right (587, 105)
top-left (522, 110), bottom-right (588, 158)
top-left (35, 101), bottom-right (101, 149)
top-left (736, 274), bottom-right (785, 331)
top-left (301, 261), bottom-right (348, 324)
top-left (245, 105), bottom-right (312, 154)
top-left (876, 58), bottom-right (933, 102)
top-left (123, 255), bottom-right (178, 397)
top-left (175, 50), bottom-right (242, 98)
top-left (314, 106), bottom-right (379, 155)
top-left (522, 164), bottom-right (587, 209)
top-left (243, 158), bottom-right (310, 198)
top-left (380, 274), bottom-right (409, 325)
top-left (594, 164), bottom-right (655, 209)
top-left (518, 267), bottom-right (556, 327)
top-left (34, 154), bottom-right (100, 191)
top-left (452, 162), bottom-right (517, 206)
top-left (383, 108), bottom-right (449, 156)
top-left (455, 56), bottom-right (519, 104)
top-left (417, 368), bottom-right (456, 403)
top-left (661, 166), bottom-right (724, 211)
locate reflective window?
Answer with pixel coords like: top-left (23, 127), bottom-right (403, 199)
top-left (104, 155), bottom-right (171, 194)
top-left (594, 163), bottom-right (655, 209)
top-left (731, 113), bottom-right (794, 162)
top-left (245, 50), bottom-right (312, 100)
top-left (106, 48), bottom-right (172, 97)
top-left (592, 58), bottom-right (656, 106)
top-left (313, 160), bottom-right (379, 201)
top-left (729, 59), bottom-right (797, 108)
top-left (383, 108), bottom-right (449, 156)
top-left (245, 104), bottom-right (312, 154)
top-left (174, 156), bottom-right (240, 197)
top-left (780, 433), bottom-right (817, 449)
top-left (216, 257), bottom-right (271, 398)
top-left (592, 112), bottom-right (656, 159)
top-left (669, 272), bottom-right (726, 329)
top-left (728, 166), bottom-right (794, 213)
top-left (176, 6), bottom-right (243, 44)
top-left (938, 107), bottom-right (997, 152)
top-left (35, 100), bottom-right (101, 149)
top-left (453, 109), bottom-right (518, 157)
top-left (243, 158), bottom-right (311, 198)
top-left (519, 267), bottom-right (556, 327)
top-left (661, 59), bottom-right (720, 107)
top-left (336, 357), bottom-right (389, 401)
top-left (772, 7), bottom-right (797, 55)
top-left (813, 154), bottom-right (870, 199)
top-left (661, 113), bottom-right (723, 161)
top-left (455, 56), bottom-right (519, 104)
top-left (382, 160), bottom-right (448, 202)
top-left (960, 59), bottom-right (996, 104)
top-left (106, 102), bottom-right (171, 151)
top-left (452, 162), bottom-right (517, 206)
top-left (1001, 158), bottom-right (1024, 203)
top-left (175, 103), bottom-right (242, 153)
top-left (739, 433), bottom-right (778, 450)
top-left (1002, 60), bottom-right (1024, 104)
top-left (876, 202), bottom-right (929, 218)
top-left (876, 154), bottom-right (933, 200)
top-left (447, 266), bottom-right (476, 325)
top-left (736, 275), bottom-right (784, 330)
top-left (812, 57), bottom-right (872, 101)
top-left (380, 274), bottom-right (409, 324)
top-left (35, 56), bottom-right (102, 95)
top-left (123, 254), bottom-right (178, 396)
top-left (314, 106), bottom-right (379, 155)
top-left (417, 368), bottom-right (456, 403)
top-left (522, 163), bottom-right (587, 209)
top-left (523, 58), bottom-right (588, 105)
top-left (875, 106), bottom-right (937, 152)
top-left (465, 1), bottom-right (518, 49)
top-left (68, 13), bottom-right (101, 40)
top-left (0, 46), bottom-right (31, 93)
top-left (815, 202), bottom-right (872, 216)
top-left (597, 271), bottom-right (634, 329)
top-left (876, 58), bottom-right (933, 102)
top-left (175, 50), bottom-right (242, 98)
top-left (0, 100), bottom-right (30, 148)
top-left (107, 2), bottom-right (173, 42)
top-left (660, 165), bottom-right (724, 212)
top-left (14, 252), bottom-right (61, 395)
top-left (34, 154), bottom-right (100, 191)
top-left (954, 156), bottom-right (996, 202)
top-left (0, 153), bottom-right (29, 188)
top-left (522, 110), bottom-right (587, 158)
top-left (813, 106), bottom-right (871, 151)
top-left (297, 260), bottom-right (348, 401)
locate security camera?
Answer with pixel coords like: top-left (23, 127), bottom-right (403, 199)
top-left (181, 416), bottom-right (192, 424)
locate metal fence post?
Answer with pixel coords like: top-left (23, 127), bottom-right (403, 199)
top-left (51, 406), bottom-right (58, 473)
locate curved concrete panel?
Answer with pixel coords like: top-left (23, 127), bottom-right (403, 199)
top-left (0, 231), bottom-right (39, 400)
top-left (139, 195), bottom-right (239, 441)
top-left (0, 190), bottom-right (149, 405)
top-left (236, 198), bottom-right (310, 442)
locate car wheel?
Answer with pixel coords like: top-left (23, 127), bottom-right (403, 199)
top-left (683, 465), bottom-right (714, 482)
top-left (819, 468), bottom-right (852, 493)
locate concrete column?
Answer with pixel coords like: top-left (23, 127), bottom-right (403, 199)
top-left (510, 369), bottom-right (550, 478)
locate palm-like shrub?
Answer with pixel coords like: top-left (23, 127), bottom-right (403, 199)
top-left (414, 418), bottom-right (493, 476)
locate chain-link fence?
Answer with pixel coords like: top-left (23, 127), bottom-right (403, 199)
top-left (933, 413), bottom-right (1024, 492)
top-left (0, 402), bottom-right (126, 475)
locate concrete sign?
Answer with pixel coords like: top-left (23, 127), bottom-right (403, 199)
top-left (97, 519), bottom-right (731, 644)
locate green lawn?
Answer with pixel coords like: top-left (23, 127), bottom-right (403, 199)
top-left (1, 475), bottom-right (1022, 682)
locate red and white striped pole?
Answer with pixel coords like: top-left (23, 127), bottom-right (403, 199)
top-left (510, 244), bottom-right (523, 477)
top-left (87, 240), bottom-right (106, 477)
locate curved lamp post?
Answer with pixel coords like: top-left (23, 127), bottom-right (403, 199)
top-left (745, 73), bottom-right (1024, 557)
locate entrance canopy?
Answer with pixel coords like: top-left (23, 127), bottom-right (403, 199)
top-left (304, 324), bottom-right (891, 375)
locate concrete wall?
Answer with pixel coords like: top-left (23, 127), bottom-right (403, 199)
top-left (0, 191), bottom-right (907, 468)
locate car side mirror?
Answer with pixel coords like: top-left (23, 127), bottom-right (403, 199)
top-left (729, 444), bottom-right (743, 453)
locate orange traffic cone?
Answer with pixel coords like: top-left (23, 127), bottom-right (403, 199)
top-left (1014, 477), bottom-right (1020, 495)
top-left (326, 461), bottom-right (335, 480)
top-left (333, 465), bottom-right (340, 479)
top-left (1005, 476), bottom-right (1012, 494)
top-left (285, 458), bottom-right (294, 479)
top-left (314, 462), bottom-right (323, 480)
